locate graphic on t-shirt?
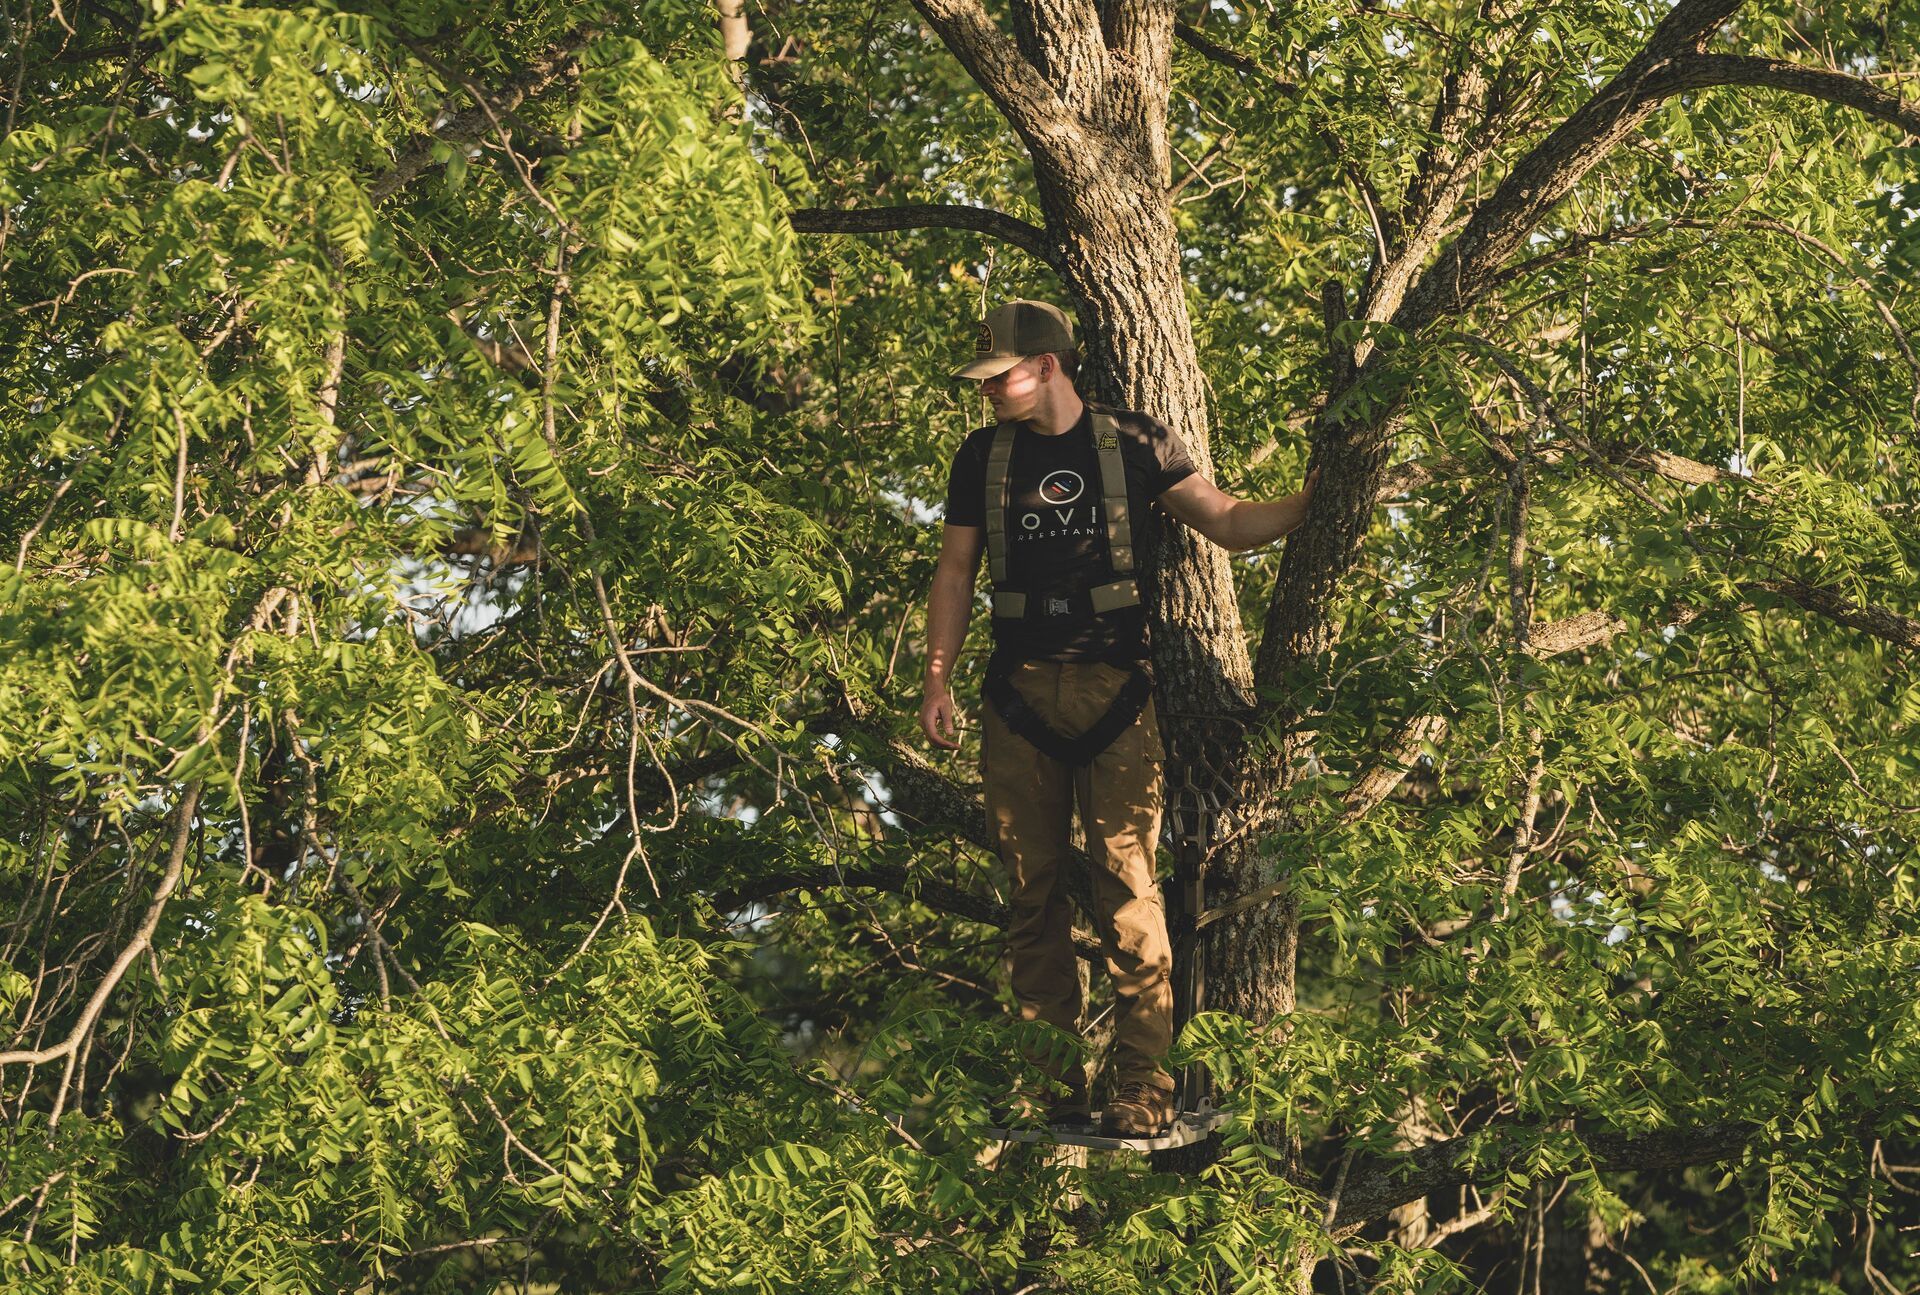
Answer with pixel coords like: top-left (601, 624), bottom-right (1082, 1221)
top-left (1016, 466), bottom-right (1099, 542)
top-left (1038, 470), bottom-right (1084, 505)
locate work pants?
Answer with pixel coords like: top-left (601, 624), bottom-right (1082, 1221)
top-left (981, 658), bottom-right (1175, 1093)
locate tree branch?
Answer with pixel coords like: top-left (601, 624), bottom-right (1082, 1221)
top-left (443, 526), bottom-right (543, 568)
top-left (1385, 430), bottom-right (1747, 500)
top-left (1401, 19), bottom-right (1920, 335)
top-left (905, 0), bottom-right (1089, 170)
top-left (1400, 0), bottom-right (1525, 235)
top-left (1327, 1120), bottom-right (1752, 1233)
top-left (1650, 53), bottom-right (1920, 137)
top-left (0, 780), bottom-right (204, 1072)
top-left (368, 27), bottom-right (595, 203)
top-left (1251, 3), bottom-right (1911, 744)
top-left (1340, 713), bottom-right (1450, 822)
top-left (788, 203), bottom-right (1060, 271)
top-left (1173, 24), bottom-right (1389, 272)
top-left (1394, 0), bottom-right (1745, 333)
top-left (707, 862), bottom-right (1104, 962)
top-left (1338, 556), bottom-right (1920, 822)
top-left (1742, 577), bottom-right (1920, 651)
top-left (712, 863), bottom-right (1000, 928)
top-left (1172, 20), bottom-right (1299, 95)
top-left (1364, 0), bottom-right (1532, 330)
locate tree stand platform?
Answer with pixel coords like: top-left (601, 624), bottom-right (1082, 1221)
top-left (972, 1099), bottom-right (1224, 1152)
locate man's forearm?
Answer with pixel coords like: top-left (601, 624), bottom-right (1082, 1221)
top-left (1223, 490), bottom-right (1310, 551)
top-left (922, 569), bottom-right (973, 689)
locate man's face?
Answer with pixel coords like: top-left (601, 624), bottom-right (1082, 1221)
top-left (978, 355), bottom-right (1049, 420)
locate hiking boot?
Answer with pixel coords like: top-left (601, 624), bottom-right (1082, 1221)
top-left (1101, 1080), bottom-right (1175, 1138)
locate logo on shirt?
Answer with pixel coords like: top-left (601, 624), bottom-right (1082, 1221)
top-left (1038, 470), bottom-right (1084, 505)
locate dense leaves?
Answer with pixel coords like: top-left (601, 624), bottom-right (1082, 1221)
top-left (1, 0), bottom-right (1917, 1291)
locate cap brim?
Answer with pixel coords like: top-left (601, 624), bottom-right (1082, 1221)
top-left (949, 354), bottom-right (1024, 381)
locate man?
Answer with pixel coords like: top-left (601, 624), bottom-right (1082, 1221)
top-left (918, 298), bottom-right (1318, 1137)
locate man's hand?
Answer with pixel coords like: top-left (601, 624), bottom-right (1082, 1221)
top-left (920, 682), bottom-right (963, 749)
top-left (1160, 461), bottom-right (1322, 553)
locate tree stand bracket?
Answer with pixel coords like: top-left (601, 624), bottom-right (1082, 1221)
top-left (1168, 755), bottom-right (1227, 1118)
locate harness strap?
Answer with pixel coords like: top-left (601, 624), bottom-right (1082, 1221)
top-left (1091, 411), bottom-right (1134, 576)
top-left (985, 655), bottom-right (1154, 766)
top-left (984, 423), bottom-right (1015, 587)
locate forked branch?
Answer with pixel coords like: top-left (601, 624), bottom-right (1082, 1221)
top-left (0, 781), bottom-right (205, 1087)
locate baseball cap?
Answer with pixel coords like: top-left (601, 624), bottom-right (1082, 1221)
top-left (950, 299), bottom-right (1076, 380)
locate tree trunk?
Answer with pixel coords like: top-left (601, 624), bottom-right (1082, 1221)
top-left (1012, 10), bottom-right (1304, 1072)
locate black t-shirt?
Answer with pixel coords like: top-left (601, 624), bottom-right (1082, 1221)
top-left (944, 404), bottom-right (1197, 663)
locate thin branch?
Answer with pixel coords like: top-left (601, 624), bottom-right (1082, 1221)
top-left (368, 27), bottom-right (596, 203)
top-left (168, 408), bottom-right (194, 544)
top-left (1328, 1120), bottom-right (1752, 1233)
top-left (1167, 131), bottom-right (1236, 201)
top-left (788, 203), bottom-right (1059, 271)
top-left (0, 782), bottom-right (203, 1075)
top-left (1672, 215), bottom-right (1920, 416)
top-left (1172, 21), bottom-right (1299, 96)
top-left (709, 863), bottom-right (1104, 963)
top-left (443, 526), bottom-right (543, 568)
top-left (817, 696), bottom-right (1099, 917)
top-left (1460, 334), bottom-right (1920, 654)
top-left (715, 864), bottom-right (992, 930)
top-left (1424, 1189), bottom-right (1510, 1246)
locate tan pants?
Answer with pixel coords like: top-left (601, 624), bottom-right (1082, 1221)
top-left (981, 659), bottom-right (1175, 1093)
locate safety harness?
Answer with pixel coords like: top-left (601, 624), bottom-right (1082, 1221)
top-left (982, 408), bottom-right (1154, 766)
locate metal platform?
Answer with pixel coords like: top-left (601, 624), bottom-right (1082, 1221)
top-left (973, 1101), bottom-right (1225, 1152)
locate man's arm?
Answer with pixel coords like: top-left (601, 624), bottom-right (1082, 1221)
top-left (1158, 466), bottom-right (1319, 553)
top-left (919, 523), bottom-right (984, 749)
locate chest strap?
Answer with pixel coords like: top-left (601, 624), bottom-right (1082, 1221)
top-left (984, 410), bottom-right (1138, 621)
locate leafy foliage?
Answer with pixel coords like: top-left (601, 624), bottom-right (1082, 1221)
top-left (1, 0), bottom-right (1917, 1291)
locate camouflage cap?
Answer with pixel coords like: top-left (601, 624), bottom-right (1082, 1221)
top-left (950, 299), bottom-right (1076, 381)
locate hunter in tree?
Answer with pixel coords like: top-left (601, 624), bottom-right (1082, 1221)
top-left (920, 299), bottom-right (1319, 1137)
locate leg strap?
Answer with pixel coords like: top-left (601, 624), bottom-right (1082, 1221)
top-left (985, 657), bottom-right (1154, 767)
